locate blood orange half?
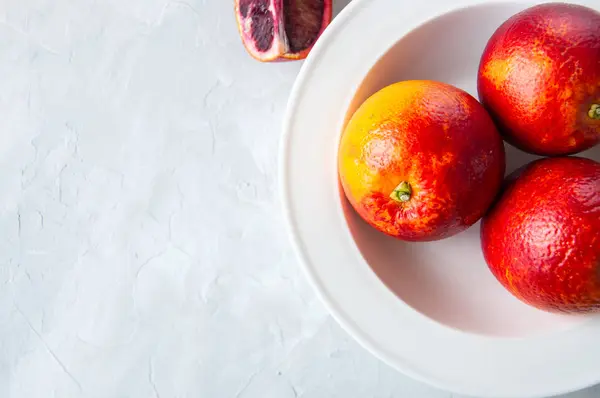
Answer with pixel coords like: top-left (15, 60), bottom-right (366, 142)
top-left (235, 0), bottom-right (333, 62)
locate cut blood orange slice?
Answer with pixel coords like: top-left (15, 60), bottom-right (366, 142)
top-left (235, 0), bottom-right (333, 62)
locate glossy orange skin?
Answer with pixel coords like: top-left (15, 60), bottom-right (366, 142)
top-left (338, 80), bottom-right (505, 241)
top-left (478, 3), bottom-right (600, 156)
top-left (481, 157), bottom-right (600, 313)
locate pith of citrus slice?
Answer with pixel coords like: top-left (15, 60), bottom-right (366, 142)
top-left (235, 0), bottom-right (333, 62)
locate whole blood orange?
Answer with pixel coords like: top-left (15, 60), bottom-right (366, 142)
top-left (481, 157), bottom-right (600, 313)
top-left (338, 80), bottom-right (505, 242)
top-left (478, 3), bottom-right (600, 156)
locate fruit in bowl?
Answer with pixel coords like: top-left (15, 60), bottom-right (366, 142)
top-left (481, 157), bottom-right (600, 314)
top-left (338, 80), bottom-right (505, 242)
top-left (478, 3), bottom-right (600, 156)
top-left (235, 0), bottom-right (332, 62)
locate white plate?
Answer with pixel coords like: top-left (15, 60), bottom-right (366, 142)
top-left (280, 0), bottom-right (600, 397)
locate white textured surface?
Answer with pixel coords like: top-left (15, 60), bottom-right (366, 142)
top-left (0, 1), bottom-right (597, 397)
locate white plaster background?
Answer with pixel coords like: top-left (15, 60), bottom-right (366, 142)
top-left (0, 0), bottom-right (597, 397)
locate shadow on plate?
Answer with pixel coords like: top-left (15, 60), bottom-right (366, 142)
top-left (556, 382), bottom-right (600, 398)
top-left (333, 0), bottom-right (353, 17)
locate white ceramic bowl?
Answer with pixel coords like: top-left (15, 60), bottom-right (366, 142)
top-left (280, 0), bottom-right (600, 397)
